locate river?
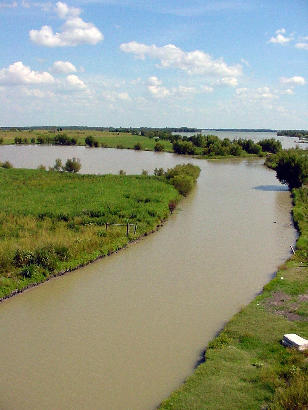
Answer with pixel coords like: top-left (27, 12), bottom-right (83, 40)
top-left (0, 146), bottom-right (297, 410)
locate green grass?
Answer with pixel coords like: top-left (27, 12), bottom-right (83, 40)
top-left (160, 187), bottom-right (308, 410)
top-left (0, 168), bottom-right (179, 300)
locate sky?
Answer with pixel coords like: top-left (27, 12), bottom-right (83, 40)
top-left (0, 0), bottom-right (307, 128)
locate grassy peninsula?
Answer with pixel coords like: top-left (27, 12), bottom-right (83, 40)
top-left (160, 158), bottom-right (308, 409)
top-left (0, 164), bottom-right (200, 300)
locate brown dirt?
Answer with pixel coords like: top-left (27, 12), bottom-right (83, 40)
top-left (264, 291), bottom-right (308, 322)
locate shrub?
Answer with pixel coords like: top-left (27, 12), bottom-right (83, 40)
top-left (230, 143), bottom-right (243, 156)
top-left (2, 161), bottom-right (13, 169)
top-left (154, 167), bottom-right (165, 176)
top-left (171, 174), bottom-right (194, 196)
top-left (142, 169), bottom-right (148, 176)
top-left (51, 158), bottom-right (63, 171)
top-left (13, 249), bottom-right (35, 267)
top-left (37, 164), bottom-right (46, 171)
top-left (30, 138), bottom-right (35, 144)
top-left (173, 140), bottom-right (196, 155)
top-left (94, 141), bottom-right (99, 147)
top-left (34, 246), bottom-right (57, 271)
top-left (119, 170), bottom-right (126, 175)
top-left (63, 157), bottom-right (81, 173)
top-left (259, 138), bottom-right (282, 153)
top-left (154, 142), bottom-right (164, 152)
top-left (134, 142), bottom-right (142, 150)
top-left (0, 137), bottom-right (3, 144)
top-left (85, 136), bottom-right (95, 147)
top-left (116, 144), bottom-right (124, 149)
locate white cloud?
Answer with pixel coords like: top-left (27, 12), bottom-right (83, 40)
top-left (29, 2), bottom-right (103, 47)
top-left (55, 1), bottom-right (80, 19)
top-left (236, 86), bottom-right (277, 100)
top-left (66, 74), bottom-right (86, 89)
top-left (0, 1), bottom-right (17, 8)
top-left (268, 28), bottom-right (292, 45)
top-left (52, 60), bottom-right (77, 74)
top-left (201, 85), bottom-right (214, 93)
top-left (217, 77), bottom-right (238, 87)
top-left (0, 61), bottom-right (55, 85)
top-left (295, 42), bottom-right (308, 50)
top-left (280, 76), bottom-right (306, 86)
top-left (102, 90), bottom-right (131, 102)
top-left (281, 88), bottom-right (294, 95)
top-left (23, 88), bottom-right (55, 98)
top-left (147, 76), bottom-right (170, 98)
top-left (120, 41), bottom-right (242, 78)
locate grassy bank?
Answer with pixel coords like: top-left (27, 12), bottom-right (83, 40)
top-left (0, 129), bottom-right (173, 151)
top-left (0, 168), bottom-right (182, 300)
top-left (160, 187), bottom-right (307, 409)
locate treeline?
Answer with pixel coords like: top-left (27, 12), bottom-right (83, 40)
top-left (171, 135), bottom-right (282, 157)
top-left (277, 130), bottom-right (308, 138)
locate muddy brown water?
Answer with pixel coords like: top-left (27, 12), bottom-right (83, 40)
top-left (0, 147), bottom-right (296, 410)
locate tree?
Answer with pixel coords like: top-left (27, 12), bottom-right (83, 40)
top-left (275, 150), bottom-right (308, 189)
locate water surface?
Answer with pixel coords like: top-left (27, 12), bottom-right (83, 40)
top-left (0, 147), bottom-right (296, 410)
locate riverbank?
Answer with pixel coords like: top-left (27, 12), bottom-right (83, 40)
top-left (160, 186), bottom-right (307, 409)
top-left (0, 168), bottom-right (183, 301)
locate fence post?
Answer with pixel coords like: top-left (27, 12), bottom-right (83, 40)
top-left (126, 222), bottom-right (129, 236)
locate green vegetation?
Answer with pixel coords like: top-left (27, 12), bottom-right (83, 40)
top-left (160, 189), bottom-right (307, 408)
top-left (277, 130), bottom-right (308, 139)
top-left (0, 129), bottom-right (284, 159)
top-left (266, 149), bottom-right (308, 189)
top-left (0, 164), bottom-right (200, 300)
top-left (171, 134), bottom-right (280, 158)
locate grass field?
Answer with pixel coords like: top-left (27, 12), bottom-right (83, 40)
top-left (0, 129), bottom-right (173, 151)
top-left (160, 187), bottom-right (308, 409)
top-left (0, 168), bottom-right (179, 300)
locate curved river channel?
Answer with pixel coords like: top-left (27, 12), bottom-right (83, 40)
top-left (0, 146), bottom-right (297, 410)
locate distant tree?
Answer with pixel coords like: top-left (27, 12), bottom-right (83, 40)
top-left (1, 161), bottom-right (13, 169)
top-left (37, 164), bottom-right (46, 171)
top-left (119, 170), bottom-right (126, 175)
top-left (63, 158), bottom-right (81, 173)
top-left (52, 158), bottom-right (63, 171)
top-left (154, 167), bottom-right (165, 176)
top-left (275, 150), bottom-right (308, 189)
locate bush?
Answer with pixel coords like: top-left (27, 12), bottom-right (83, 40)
top-left (154, 142), bottom-right (164, 152)
top-left (259, 138), bottom-right (282, 153)
top-left (13, 249), bottom-right (35, 267)
top-left (154, 167), bottom-right (165, 176)
top-left (2, 161), bottom-right (13, 169)
top-left (85, 136), bottom-right (96, 147)
top-left (63, 157), bottom-right (81, 173)
top-left (34, 246), bottom-right (57, 271)
top-left (119, 170), bottom-right (126, 175)
top-left (134, 142), bottom-right (142, 150)
top-left (37, 164), bottom-right (46, 171)
top-left (173, 140), bottom-right (196, 155)
top-left (142, 169), bottom-right (148, 176)
top-left (0, 137), bottom-right (3, 144)
top-left (171, 174), bottom-right (194, 196)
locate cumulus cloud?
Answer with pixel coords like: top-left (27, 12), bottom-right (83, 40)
top-left (0, 61), bottom-right (55, 85)
top-left (52, 60), bottom-right (77, 73)
top-left (29, 1), bottom-right (103, 47)
top-left (280, 76), bottom-right (306, 86)
top-left (120, 41), bottom-right (242, 78)
top-left (66, 74), bottom-right (86, 89)
top-left (102, 90), bottom-right (131, 102)
top-left (268, 28), bottom-right (293, 45)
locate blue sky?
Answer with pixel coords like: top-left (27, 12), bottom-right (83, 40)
top-left (0, 0), bottom-right (307, 128)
